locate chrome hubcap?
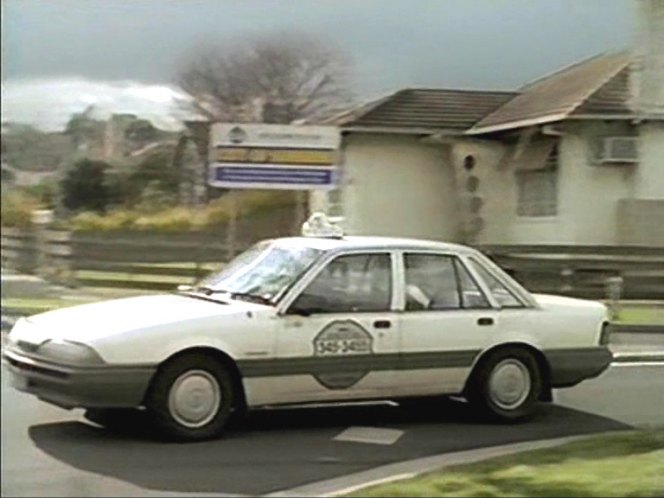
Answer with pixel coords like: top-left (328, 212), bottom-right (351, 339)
top-left (168, 370), bottom-right (221, 428)
top-left (488, 359), bottom-right (531, 410)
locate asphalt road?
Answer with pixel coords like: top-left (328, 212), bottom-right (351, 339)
top-left (2, 364), bottom-right (662, 497)
top-left (555, 362), bottom-right (664, 426)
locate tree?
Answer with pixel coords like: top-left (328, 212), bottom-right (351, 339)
top-left (24, 177), bottom-right (58, 209)
top-left (176, 32), bottom-right (354, 123)
top-left (60, 159), bottom-right (111, 213)
top-left (1, 123), bottom-right (72, 171)
top-left (131, 148), bottom-right (180, 195)
top-left (64, 105), bottom-right (103, 150)
top-left (103, 147), bottom-right (181, 209)
top-left (124, 119), bottom-right (159, 145)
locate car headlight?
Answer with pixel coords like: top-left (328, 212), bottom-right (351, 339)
top-left (37, 340), bottom-right (105, 366)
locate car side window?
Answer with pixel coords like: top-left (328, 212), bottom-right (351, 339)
top-left (468, 258), bottom-right (523, 308)
top-left (290, 253), bottom-right (392, 314)
top-left (404, 254), bottom-right (491, 311)
top-left (454, 259), bottom-right (492, 309)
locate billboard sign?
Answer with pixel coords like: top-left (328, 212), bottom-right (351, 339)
top-left (208, 123), bottom-right (341, 190)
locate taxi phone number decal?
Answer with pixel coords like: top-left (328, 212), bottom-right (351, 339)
top-left (312, 320), bottom-right (374, 389)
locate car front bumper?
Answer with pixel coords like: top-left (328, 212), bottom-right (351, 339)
top-left (546, 346), bottom-right (613, 388)
top-left (2, 348), bottom-right (156, 409)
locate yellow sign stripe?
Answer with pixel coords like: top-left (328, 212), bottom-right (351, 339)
top-left (212, 147), bottom-right (337, 165)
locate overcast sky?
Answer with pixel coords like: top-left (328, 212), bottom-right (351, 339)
top-left (1, 0), bottom-right (634, 130)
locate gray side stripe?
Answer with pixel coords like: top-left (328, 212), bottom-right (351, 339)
top-left (236, 350), bottom-right (480, 378)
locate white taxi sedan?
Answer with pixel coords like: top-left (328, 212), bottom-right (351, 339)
top-left (3, 217), bottom-right (612, 441)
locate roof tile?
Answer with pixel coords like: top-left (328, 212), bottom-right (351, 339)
top-left (329, 88), bottom-right (517, 130)
top-left (470, 52), bottom-right (632, 133)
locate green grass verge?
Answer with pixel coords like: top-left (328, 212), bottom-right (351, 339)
top-left (1, 297), bottom-right (100, 315)
top-left (74, 270), bottom-right (187, 284)
top-left (613, 306), bottom-right (664, 325)
top-left (347, 429), bottom-right (664, 498)
top-left (134, 262), bottom-right (222, 271)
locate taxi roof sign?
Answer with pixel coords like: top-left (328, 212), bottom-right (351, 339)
top-left (302, 212), bottom-right (344, 238)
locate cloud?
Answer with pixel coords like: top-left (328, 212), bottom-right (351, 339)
top-left (1, 77), bottom-right (194, 132)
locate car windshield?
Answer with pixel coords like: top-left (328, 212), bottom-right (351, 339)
top-left (193, 241), bottom-right (323, 304)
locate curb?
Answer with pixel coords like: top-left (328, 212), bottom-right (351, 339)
top-left (263, 431), bottom-right (627, 497)
top-left (613, 324), bottom-right (664, 334)
top-left (611, 352), bottom-right (664, 363)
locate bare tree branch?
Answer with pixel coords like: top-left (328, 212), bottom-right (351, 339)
top-left (175, 32), bottom-right (355, 124)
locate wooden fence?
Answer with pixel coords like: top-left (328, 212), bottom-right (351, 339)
top-left (2, 227), bottom-right (664, 298)
top-left (480, 244), bottom-right (664, 300)
top-left (68, 231), bottom-right (235, 290)
top-left (2, 206), bottom-right (300, 291)
top-left (1, 228), bottom-right (38, 273)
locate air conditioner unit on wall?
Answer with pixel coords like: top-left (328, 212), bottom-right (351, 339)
top-left (596, 137), bottom-right (639, 164)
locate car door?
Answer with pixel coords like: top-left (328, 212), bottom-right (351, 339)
top-left (393, 252), bottom-right (499, 397)
top-left (271, 251), bottom-right (400, 405)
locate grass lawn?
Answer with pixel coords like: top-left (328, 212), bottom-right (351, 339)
top-left (1, 296), bottom-right (101, 315)
top-left (347, 428), bottom-right (664, 498)
top-left (75, 270), bottom-right (186, 284)
top-left (135, 262), bottom-right (223, 271)
top-left (612, 306), bottom-right (664, 325)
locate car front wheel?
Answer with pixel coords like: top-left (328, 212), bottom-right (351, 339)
top-left (146, 353), bottom-right (235, 441)
top-left (467, 347), bottom-right (542, 421)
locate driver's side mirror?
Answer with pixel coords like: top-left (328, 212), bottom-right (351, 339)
top-left (286, 293), bottom-right (327, 317)
top-left (287, 304), bottom-right (313, 317)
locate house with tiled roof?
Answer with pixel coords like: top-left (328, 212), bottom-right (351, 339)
top-left (310, 4), bottom-right (663, 247)
top-left (310, 88), bottom-right (518, 242)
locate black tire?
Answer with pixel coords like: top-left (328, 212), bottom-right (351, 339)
top-left (145, 353), bottom-right (236, 441)
top-left (466, 347), bottom-right (542, 422)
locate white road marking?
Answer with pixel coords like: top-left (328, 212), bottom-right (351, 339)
top-left (611, 361), bottom-right (664, 367)
top-left (613, 352), bottom-right (664, 358)
top-left (334, 426), bottom-right (404, 446)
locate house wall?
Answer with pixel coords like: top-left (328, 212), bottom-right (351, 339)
top-left (633, 0), bottom-right (664, 118)
top-left (314, 133), bottom-right (460, 241)
top-left (620, 121), bottom-right (664, 245)
top-left (448, 139), bottom-right (516, 244)
top-left (557, 121), bottom-right (638, 244)
top-left (450, 136), bottom-right (580, 245)
top-left (454, 121), bottom-right (646, 245)
top-left (310, 121), bottom-right (662, 246)
top-left (635, 121), bottom-right (664, 199)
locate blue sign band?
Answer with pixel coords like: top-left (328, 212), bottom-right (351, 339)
top-left (212, 166), bottom-right (334, 186)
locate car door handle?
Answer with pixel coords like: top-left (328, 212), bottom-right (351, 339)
top-left (477, 317), bottom-right (494, 326)
top-left (373, 320), bottom-right (392, 329)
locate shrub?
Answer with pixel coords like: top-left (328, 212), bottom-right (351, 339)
top-left (0, 190), bottom-right (43, 228)
top-left (134, 208), bottom-right (198, 231)
top-left (126, 149), bottom-right (180, 204)
top-left (67, 190), bottom-right (298, 232)
top-left (135, 180), bottom-right (179, 214)
top-left (24, 177), bottom-right (59, 209)
top-left (237, 190), bottom-right (297, 215)
top-left (70, 210), bottom-right (136, 231)
top-left (61, 159), bottom-right (112, 213)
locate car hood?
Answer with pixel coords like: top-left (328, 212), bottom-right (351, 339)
top-left (15, 293), bottom-right (261, 346)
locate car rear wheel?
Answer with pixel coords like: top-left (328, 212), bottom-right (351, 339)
top-left (467, 347), bottom-right (542, 421)
top-left (146, 353), bottom-right (235, 441)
